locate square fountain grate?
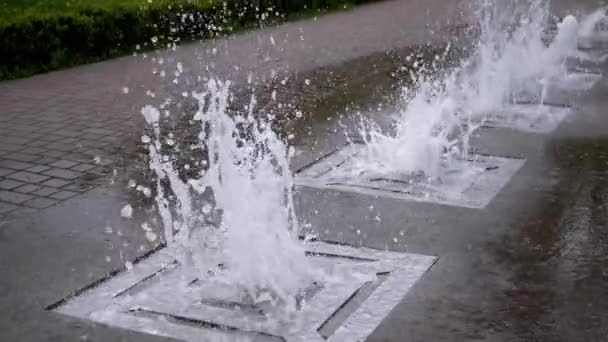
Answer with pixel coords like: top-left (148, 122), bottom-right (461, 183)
top-left (295, 144), bottom-right (525, 209)
top-left (483, 103), bottom-right (572, 134)
top-left (51, 241), bottom-right (436, 342)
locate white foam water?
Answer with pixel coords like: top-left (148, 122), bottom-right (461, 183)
top-left (578, 7), bottom-right (608, 49)
top-left (142, 80), bottom-right (313, 311)
top-left (356, 0), bottom-right (598, 180)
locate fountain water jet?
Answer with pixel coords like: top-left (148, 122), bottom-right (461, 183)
top-left (355, 0), bottom-right (598, 181)
top-left (143, 79), bottom-right (314, 311)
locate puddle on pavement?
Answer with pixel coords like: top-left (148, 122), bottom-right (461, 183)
top-left (491, 138), bottom-right (608, 340)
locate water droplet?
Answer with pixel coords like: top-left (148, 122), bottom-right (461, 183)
top-left (146, 231), bottom-right (158, 242)
top-left (121, 205), bottom-right (133, 218)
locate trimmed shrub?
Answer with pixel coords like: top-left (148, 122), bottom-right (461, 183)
top-left (0, 0), bottom-right (373, 80)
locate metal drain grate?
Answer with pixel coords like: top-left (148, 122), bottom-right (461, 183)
top-left (295, 144), bottom-right (525, 209)
top-left (484, 103), bottom-right (572, 134)
top-left (51, 241), bottom-right (436, 342)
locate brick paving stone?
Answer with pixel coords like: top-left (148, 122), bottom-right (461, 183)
top-left (3, 153), bottom-right (39, 162)
top-left (77, 140), bottom-right (101, 148)
top-left (20, 147), bottom-right (46, 155)
top-left (0, 144), bottom-right (24, 152)
top-left (49, 190), bottom-right (78, 200)
top-left (0, 168), bottom-right (15, 177)
top-left (0, 136), bottom-right (28, 145)
top-left (23, 197), bottom-right (58, 209)
top-left (26, 165), bottom-right (51, 173)
top-left (81, 133), bottom-right (106, 140)
top-left (0, 179), bottom-right (25, 190)
top-left (39, 135), bottom-right (65, 143)
top-left (42, 168), bottom-right (82, 180)
top-left (31, 187), bottom-right (59, 197)
top-left (0, 160), bottom-right (35, 170)
top-left (55, 130), bottom-right (83, 138)
top-left (26, 140), bottom-right (50, 147)
top-left (61, 153), bottom-right (91, 163)
top-left (32, 157), bottom-right (59, 165)
top-left (59, 138), bottom-right (80, 145)
top-left (62, 183), bottom-right (93, 193)
top-left (14, 184), bottom-right (42, 194)
top-left (87, 166), bottom-right (112, 177)
top-left (0, 202), bottom-right (18, 214)
top-left (71, 164), bottom-right (96, 172)
top-left (49, 160), bottom-right (79, 169)
top-left (44, 150), bottom-right (69, 158)
top-left (85, 128), bottom-right (114, 135)
top-left (7, 171), bottom-right (50, 183)
top-left (0, 190), bottom-right (33, 204)
top-left (40, 178), bottom-right (71, 188)
top-left (46, 142), bottom-right (74, 152)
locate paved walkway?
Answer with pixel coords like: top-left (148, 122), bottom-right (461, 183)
top-left (0, 0), bottom-right (470, 215)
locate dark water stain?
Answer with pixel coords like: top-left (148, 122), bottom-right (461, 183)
top-left (494, 138), bottom-right (608, 341)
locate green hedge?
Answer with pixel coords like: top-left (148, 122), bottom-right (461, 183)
top-left (0, 0), bottom-right (368, 80)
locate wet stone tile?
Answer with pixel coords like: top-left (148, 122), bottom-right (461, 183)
top-left (0, 190), bottom-right (33, 204)
top-left (3, 153), bottom-right (39, 162)
top-left (14, 184), bottom-right (42, 194)
top-left (0, 168), bottom-right (15, 177)
top-left (49, 160), bottom-right (79, 169)
top-left (8, 171), bottom-right (50, 183)
top-left (0, 179), bottom-right (25, 190)
top-left (23, 197), bottom-right (57, 209)
top-left (0, 202), bottom-right (18, 214)
top-left (40, 178), bottom-right (71, 188)
top-left (44, 150), bottom-right (69, 158)
top-left (31, 187), bottom-right (59, 197)
top-left (0, 136), bottom-right (28, 145)
top-left (26, 165), bottom-right (51, 173)
top-left (0, 144), bottom-right (24, 152)
top-left (46, 142), bottom-right (75, 152)
top-left (42, 168), bottom-right (82, 180)
top-left (26, 140), bottom-right (51, 148)
top-left (32, 157), bottom-right (59, 165)
top-left (49, 190), bottom-right (78, 200)
top-left (71, 164), bottom-right (95, 172)
top-left (54, 130), bottom-right (82, 138)
top-left (20, 147), bottom-right (46, 155)
top-left (62, 183), bottom-right (94, 193)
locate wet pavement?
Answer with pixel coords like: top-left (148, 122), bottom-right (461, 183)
top-left (2, 0), bottom-right (608, 341)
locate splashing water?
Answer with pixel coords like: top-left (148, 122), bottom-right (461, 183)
top-left (578, 7), bottom-right (608, 49)
top-left (142, 79), bottom-right (313, 311)
top-left (356, 0), bottom-right (590, 180)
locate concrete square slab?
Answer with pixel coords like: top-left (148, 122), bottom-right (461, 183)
top-left (295, 144), bottom-right (525, 209)
top-left (51, 241), bottom-right (436, 342)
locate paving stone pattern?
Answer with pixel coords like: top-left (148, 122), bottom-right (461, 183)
top-left (0, 122), bottom-right (121, 214)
